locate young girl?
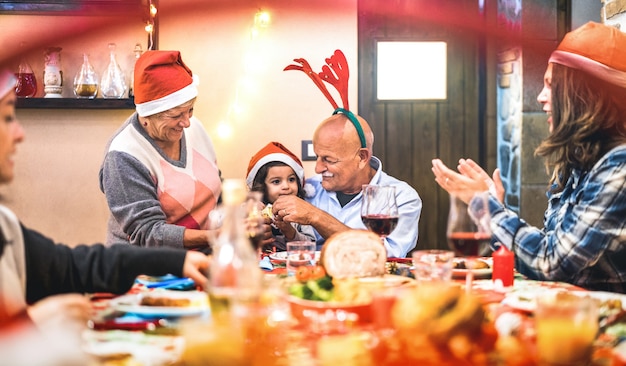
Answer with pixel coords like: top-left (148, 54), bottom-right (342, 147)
top-left (246, 142), bottom-right (316, 252)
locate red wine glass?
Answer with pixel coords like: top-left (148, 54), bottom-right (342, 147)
top-left (446, 192), bottom-right (492, 290)
top-left (446, 193), bottom-right (492, 256)
top-left (361, 185), bottom-right (399, 242)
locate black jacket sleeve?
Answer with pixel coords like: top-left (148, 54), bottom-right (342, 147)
top-left (21, 224), bottom-right (187, 304)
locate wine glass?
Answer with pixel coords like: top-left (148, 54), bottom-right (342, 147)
top-left (447, 192), bottom-right (492, 256)
top-left (361, 185), bottom-right (399, 242)
top-left (446, 192), bottom-right (492, 291)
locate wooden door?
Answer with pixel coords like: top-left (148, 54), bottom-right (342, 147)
top-left (358, 0), bottom-right (496, 252)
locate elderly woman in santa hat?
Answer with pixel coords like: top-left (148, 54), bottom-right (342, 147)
top-left (432, 22), bottom-right (626, 293)
top-left (0, 69), bottom-right (210, 363)
top-left (100, 50), bottom-right (227, 250)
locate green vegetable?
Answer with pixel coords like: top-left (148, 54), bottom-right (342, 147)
top-left (607, 323), bottom-right (626, 338)
top-left (317, 275), bottom-right (333, 291)
top-left (288, 275), bottom-right (334, 301)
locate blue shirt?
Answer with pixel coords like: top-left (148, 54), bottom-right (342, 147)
top-left (305, 157), bottom-right (422, 258)
top-left (483, 145), bottom-right (626, 293)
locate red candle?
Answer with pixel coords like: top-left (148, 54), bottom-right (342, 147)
top-left (493, 244), bottom-right (514, 288)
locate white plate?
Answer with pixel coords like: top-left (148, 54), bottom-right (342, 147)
top-left (269, 251), bottom-right (321, 263)
top-left (452, 257), bottom-right (493, 279)
top-left (502, 289), bottom-right (626, 316)
top-left (110, 290), bottom-right (209, 317)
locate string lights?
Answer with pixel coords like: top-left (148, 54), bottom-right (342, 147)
top-left (145, 0), bottom-right (158, 50)
top-left (217, 9), bottom-right (272, 140)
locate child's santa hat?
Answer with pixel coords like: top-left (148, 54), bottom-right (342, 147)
top-left (549, 22), bottom-right (626, 89)
top-left (246, 142), bottom-right (305, 189)
top-left (0, 70), bottom-right (16, 100)
top-left (134, 50), bottom-right (199, 117)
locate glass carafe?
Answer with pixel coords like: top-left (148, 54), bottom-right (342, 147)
top-left (14, 43), bottom-right (37, 98)
top-left (73, 53), bottom-right (98, 99)
top-left (128, 43), bottom-right (142, 98)
top-left (100, 43), bottom-right (127, 98)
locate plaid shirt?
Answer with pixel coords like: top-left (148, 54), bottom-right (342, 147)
top-left (485, 144), bottom-right (626, 293)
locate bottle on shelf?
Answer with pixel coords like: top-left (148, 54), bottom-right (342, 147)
top-left (43, 47), bottom-right (63, 98)
top-left (100, 43), bottom-right (127, 98)
top-left (128, 43), bottom-right (142, 98)
top-left (207, 179), bottom-right (263, 320)
top-left (14, 42), bottom-right (37, 98)
top-left (73, 53), bottom-right (99, 99)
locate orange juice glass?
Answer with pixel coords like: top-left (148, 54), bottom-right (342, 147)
top-left (535, 291), bottom-right (598, 366)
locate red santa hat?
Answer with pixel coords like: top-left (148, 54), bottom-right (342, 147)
top-left (134, 50), bottom-right (199, 117)
top-left (0, 70), bottom-right (17, 100)
top-left (246, 142), bottom-right (305, 189)
top-left (549, 22), bottom-right (626, 89)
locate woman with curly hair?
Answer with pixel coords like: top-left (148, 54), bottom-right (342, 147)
top-left (432, 22), bottom-right (626, 293)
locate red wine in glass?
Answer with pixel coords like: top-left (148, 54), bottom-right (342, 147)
top-left (447, 232), bottom-right (491, 257)
top-left (15, 72), bottom-right (37, 98)
top-left (362, 214), bottom-right (399, 238)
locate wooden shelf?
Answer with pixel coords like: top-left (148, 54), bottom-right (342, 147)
top-left (16, 98), bottom-right (135, 110)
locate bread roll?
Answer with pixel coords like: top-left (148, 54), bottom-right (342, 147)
top-left (320, 230), bottom-right (387, 279)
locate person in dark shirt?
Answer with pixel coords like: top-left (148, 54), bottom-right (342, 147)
top-left (0, 69), bottom-right (210, 337)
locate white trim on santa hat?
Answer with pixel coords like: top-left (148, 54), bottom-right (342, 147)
top-left (136, 74), bottom-right (199, 117)
top-left (0, 70), bottom-right (16, 100)
top-left (246, 152), bottom-right (305, 189)
top-left (549, 50), bottom-right (626, 89)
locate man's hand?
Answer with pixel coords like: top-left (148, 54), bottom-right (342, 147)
top-left (272, 195), bottom-right (316, 225)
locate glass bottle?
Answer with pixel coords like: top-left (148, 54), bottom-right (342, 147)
top-left (208, 179), bottom-right (263, 320)
top-left (73, 53), bottom-right (98, 99)
top-left (14, 43), bottom-right (37, 98)
top-left (128, 43), bottom-right (142, 98)
top-left (100, 43), bottom-right (127, 98)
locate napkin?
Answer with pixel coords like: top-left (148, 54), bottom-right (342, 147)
top-left (259, 256), bottom-right (273, 271)
top-left (135, 275), bottom-right (196, 290)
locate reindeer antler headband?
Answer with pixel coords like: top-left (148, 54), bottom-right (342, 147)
top-left (284, 50), bottom-right (366, 148)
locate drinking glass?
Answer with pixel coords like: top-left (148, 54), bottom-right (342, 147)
top-left (361, 185), bottom-right (399, 241)
top-left (411, 249), bottom-right (455, 283)
top-left (446, 192), bottom-right (492, 289)
top-left (447, 192), bottom-right (492, 256)
top-left (286, 241), bottom-right (316, 277)
top-left (535, 292), bottom-right (598, 366)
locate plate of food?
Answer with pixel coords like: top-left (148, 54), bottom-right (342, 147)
top-left (268, 250), bottom-right (321, 264)
top-left (110, 290), bottom-right (209, 317)
top-left (452, 257), bottom-right (493, 279)
top-left (502, 288), bottom-right (626, 317)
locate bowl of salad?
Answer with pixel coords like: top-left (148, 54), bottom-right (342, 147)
top-left (286, 265), bottom-right (374, 327)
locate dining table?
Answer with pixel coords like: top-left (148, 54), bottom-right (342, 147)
top-left (80, 257), bottom-right (626, 366)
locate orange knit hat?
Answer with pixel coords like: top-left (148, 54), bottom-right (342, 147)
top-left (134, 50), bottom-right (199, 117)
top-left (246, 142), bottom-right (304, 189)
top-left (549, 22), bottom-right (626, 88)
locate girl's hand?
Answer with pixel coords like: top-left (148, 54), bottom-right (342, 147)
top-left (274, 218), bottom-right (297, 240)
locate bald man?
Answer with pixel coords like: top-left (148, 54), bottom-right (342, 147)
top-left (272, 113), bottom-right (422, 257)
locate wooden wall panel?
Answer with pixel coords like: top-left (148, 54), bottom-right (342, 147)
top-left (358, 0), bottom-right (494, 252)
